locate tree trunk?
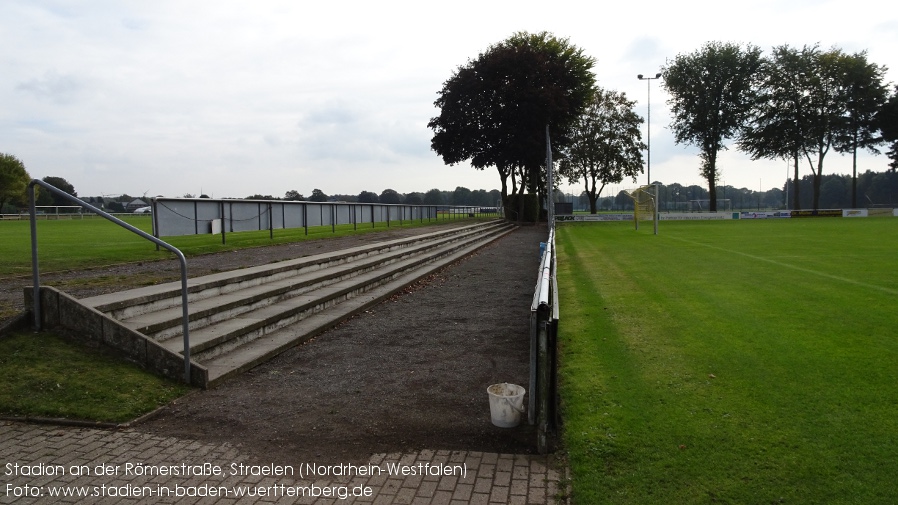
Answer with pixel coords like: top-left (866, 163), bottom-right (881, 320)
top-left (792, 155), bottom-right (801, 210)
top-left (706, 150), bottom-right (718, 212)
top-left (496, 165), bottom-right (509, 205)
top-left (812, 156), bottom-right (824, 210)
top-left (851, 144), bottom-right (858, 208)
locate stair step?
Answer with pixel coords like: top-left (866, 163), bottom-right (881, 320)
top-left (122, 223), bottom-right (506, 340)
top-left (82, 220), bottom-right (507, 317)
top-left (165, 225), bottom-right (509, 357)
top-left (202, 228), bottom-right (505, 386)
top-left (76, 219), bottom-right (515, 388)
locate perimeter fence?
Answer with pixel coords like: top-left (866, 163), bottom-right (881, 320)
top-left (529, 226), bottom-right (558, 454)
top-left (149, 197), bottom-right (499, 242)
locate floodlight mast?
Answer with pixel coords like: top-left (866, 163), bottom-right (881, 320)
top-left (637, 72), bottom-right (662, 185)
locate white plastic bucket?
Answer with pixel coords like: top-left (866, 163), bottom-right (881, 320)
top-left (487, 383), bottom-right (526, 428)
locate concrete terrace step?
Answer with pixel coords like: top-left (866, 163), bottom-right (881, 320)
top-left (78, 220), bottom-right (515, 388)
top-left (158, 225), bottom-right (508, 358)
top-left (100, 221), bottom-right (509, 340)
top-left (82, 220), bottom-right (509, 319)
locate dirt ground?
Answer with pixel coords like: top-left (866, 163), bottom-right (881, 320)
top-left (1, 222), bottom-right (548, 465)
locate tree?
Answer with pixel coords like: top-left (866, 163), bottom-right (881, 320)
top-left (877, 86), bottom-right (898, 170)
top-left (832, 51), bottom-right (889, 207)
top-left (663, 41), bottom-right (763, 211)
top-left (740, 45), bottom-right (817, 209)
top-left (357, 191), bottom-right (379, 203)
top-left (0, 153), bottom-right (31, 212)
top-left (423, 188), bottom-right (443, 206)
top-left (37, 176), bottom-right (77, 208)
top-left (452, 186), bottom-right (472, 206)
top-left (559, 88), bottom-right (645, 213)
top-left (403, 192), bottom-right (424, 205)
top-left (309, 189), bottom-right (328, 202)
top-left (429, 31), bottom-right (596, 206)
top-left (379, 189), bottom-right (401, 205)
top-left (284, 190), bottom-right (305, 201)
top-left (797, 47), bottom-right (866, 210)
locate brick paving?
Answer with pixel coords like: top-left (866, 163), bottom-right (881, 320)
top-left (0, 422), bottom-right (564, 504)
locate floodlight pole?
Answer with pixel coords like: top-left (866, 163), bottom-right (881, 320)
top-left (637, 73), bottom-right (662, 185)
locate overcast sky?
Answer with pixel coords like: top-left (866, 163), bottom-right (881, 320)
top-left (3, 0), bottom-right (896, 200)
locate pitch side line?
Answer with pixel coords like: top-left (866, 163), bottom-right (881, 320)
top-left (667, 236), bottom-right (898, 296)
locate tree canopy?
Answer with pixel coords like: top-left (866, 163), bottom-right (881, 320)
top-left (357, 190), bottom-right (379, 203)
top-left (832, 50), bottom-right (890, 206)
top-left (379, 189), bottom-right (401, 205)
top-left (429, 31), bottom-right (596, 204)
top-left (559, 88), bottom-right (645, 213)
top-left (663, 41), bottom-right (763, 211)
top-left (308, 189), bottom-right (328, 202)
top-left (876, 86), bottom-right (898, 170)
top-left (284, 190), bottom-right (305, 201)
top-left (740, 45), bottom-right (889, 209)
top-left (0, 153), bottom-right (31, 212)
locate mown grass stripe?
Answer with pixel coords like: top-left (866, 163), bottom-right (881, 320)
top-left (556, 219), bottom-right (898, 504)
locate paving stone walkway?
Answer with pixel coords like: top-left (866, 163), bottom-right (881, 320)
top-left (0, 421), bottom-right (564, 504)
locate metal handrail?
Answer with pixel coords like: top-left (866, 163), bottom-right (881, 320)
top-left (28, 180), bottom-right (192, 383)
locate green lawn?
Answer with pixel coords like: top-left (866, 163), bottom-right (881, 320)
top-left (555, 218), bottom-right (898, 504)
top-left (0, 331), bottom-right (190, 423)
top-left (0, 215), bottom-right (474, 277)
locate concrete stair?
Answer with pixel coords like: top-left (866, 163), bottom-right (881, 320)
top-left (79, 220), bottom-right (514, 388)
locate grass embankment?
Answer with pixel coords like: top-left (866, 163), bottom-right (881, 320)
top-left (0, 331), bottom-right (189, 423)
top-left (556, 218), bottom-right (898, 504)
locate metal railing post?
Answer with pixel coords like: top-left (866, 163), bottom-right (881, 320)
top-left (28, 185), bottom-right (41, 331)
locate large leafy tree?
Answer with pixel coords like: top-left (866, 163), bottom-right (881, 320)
top-left (0, 153), bottom-right (32, 212)
top-left (663, 41), bottom-right (763, 211)
top-left (833, 51), bottom-right (889, 207)
top-left (422, 188), bottom-right (443, 206)
top-left (877, 86), bottom-right (898, 170)
top-left (799, 47), bottom-right (868, 210)
top-left (36, 176), bottom-right (77, 207)
top-left (559, 88), bottom-right (645, 213)
top-left (308, 189), bottom-right (328, 202)
top-left (429, 31), bottom-right (596, 206)
top-left (357, 190), bottom-right (379, 203)
top-left (740, 45), bottom-right (817, 209)
top-left (741, 45), bottom-right (885, 210)
top-left (379, 189), bottom-right (401, 205)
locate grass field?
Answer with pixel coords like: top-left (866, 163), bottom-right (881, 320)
top-left (0, 215), bottom-right (470, 278)
top-left (0, 330), bottom-right (189, 422)
top-left (555, 218), bottom-right (898, 504)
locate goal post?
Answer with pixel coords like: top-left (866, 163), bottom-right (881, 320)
top-left (626, 184), bottom-right (659, 235)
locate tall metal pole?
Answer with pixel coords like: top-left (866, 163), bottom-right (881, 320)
top-left (637, 73), bottom-right (662, 186)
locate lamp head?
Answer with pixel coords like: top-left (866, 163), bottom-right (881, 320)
top-left (655, 72), bottom-right (662, 78)
top-left (637, 74), bottom-right (644, 79)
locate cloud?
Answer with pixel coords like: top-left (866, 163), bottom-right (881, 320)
top-left (16, 70), bottom-right (84, 104)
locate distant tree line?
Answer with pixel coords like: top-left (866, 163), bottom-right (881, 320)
top-left (562, 169), bottom-right (898, 212)
top-left (252, 187), bottom-right (502, 207)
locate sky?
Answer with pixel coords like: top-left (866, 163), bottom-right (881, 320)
top-left (2, 0), bottom-right (897, 201)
